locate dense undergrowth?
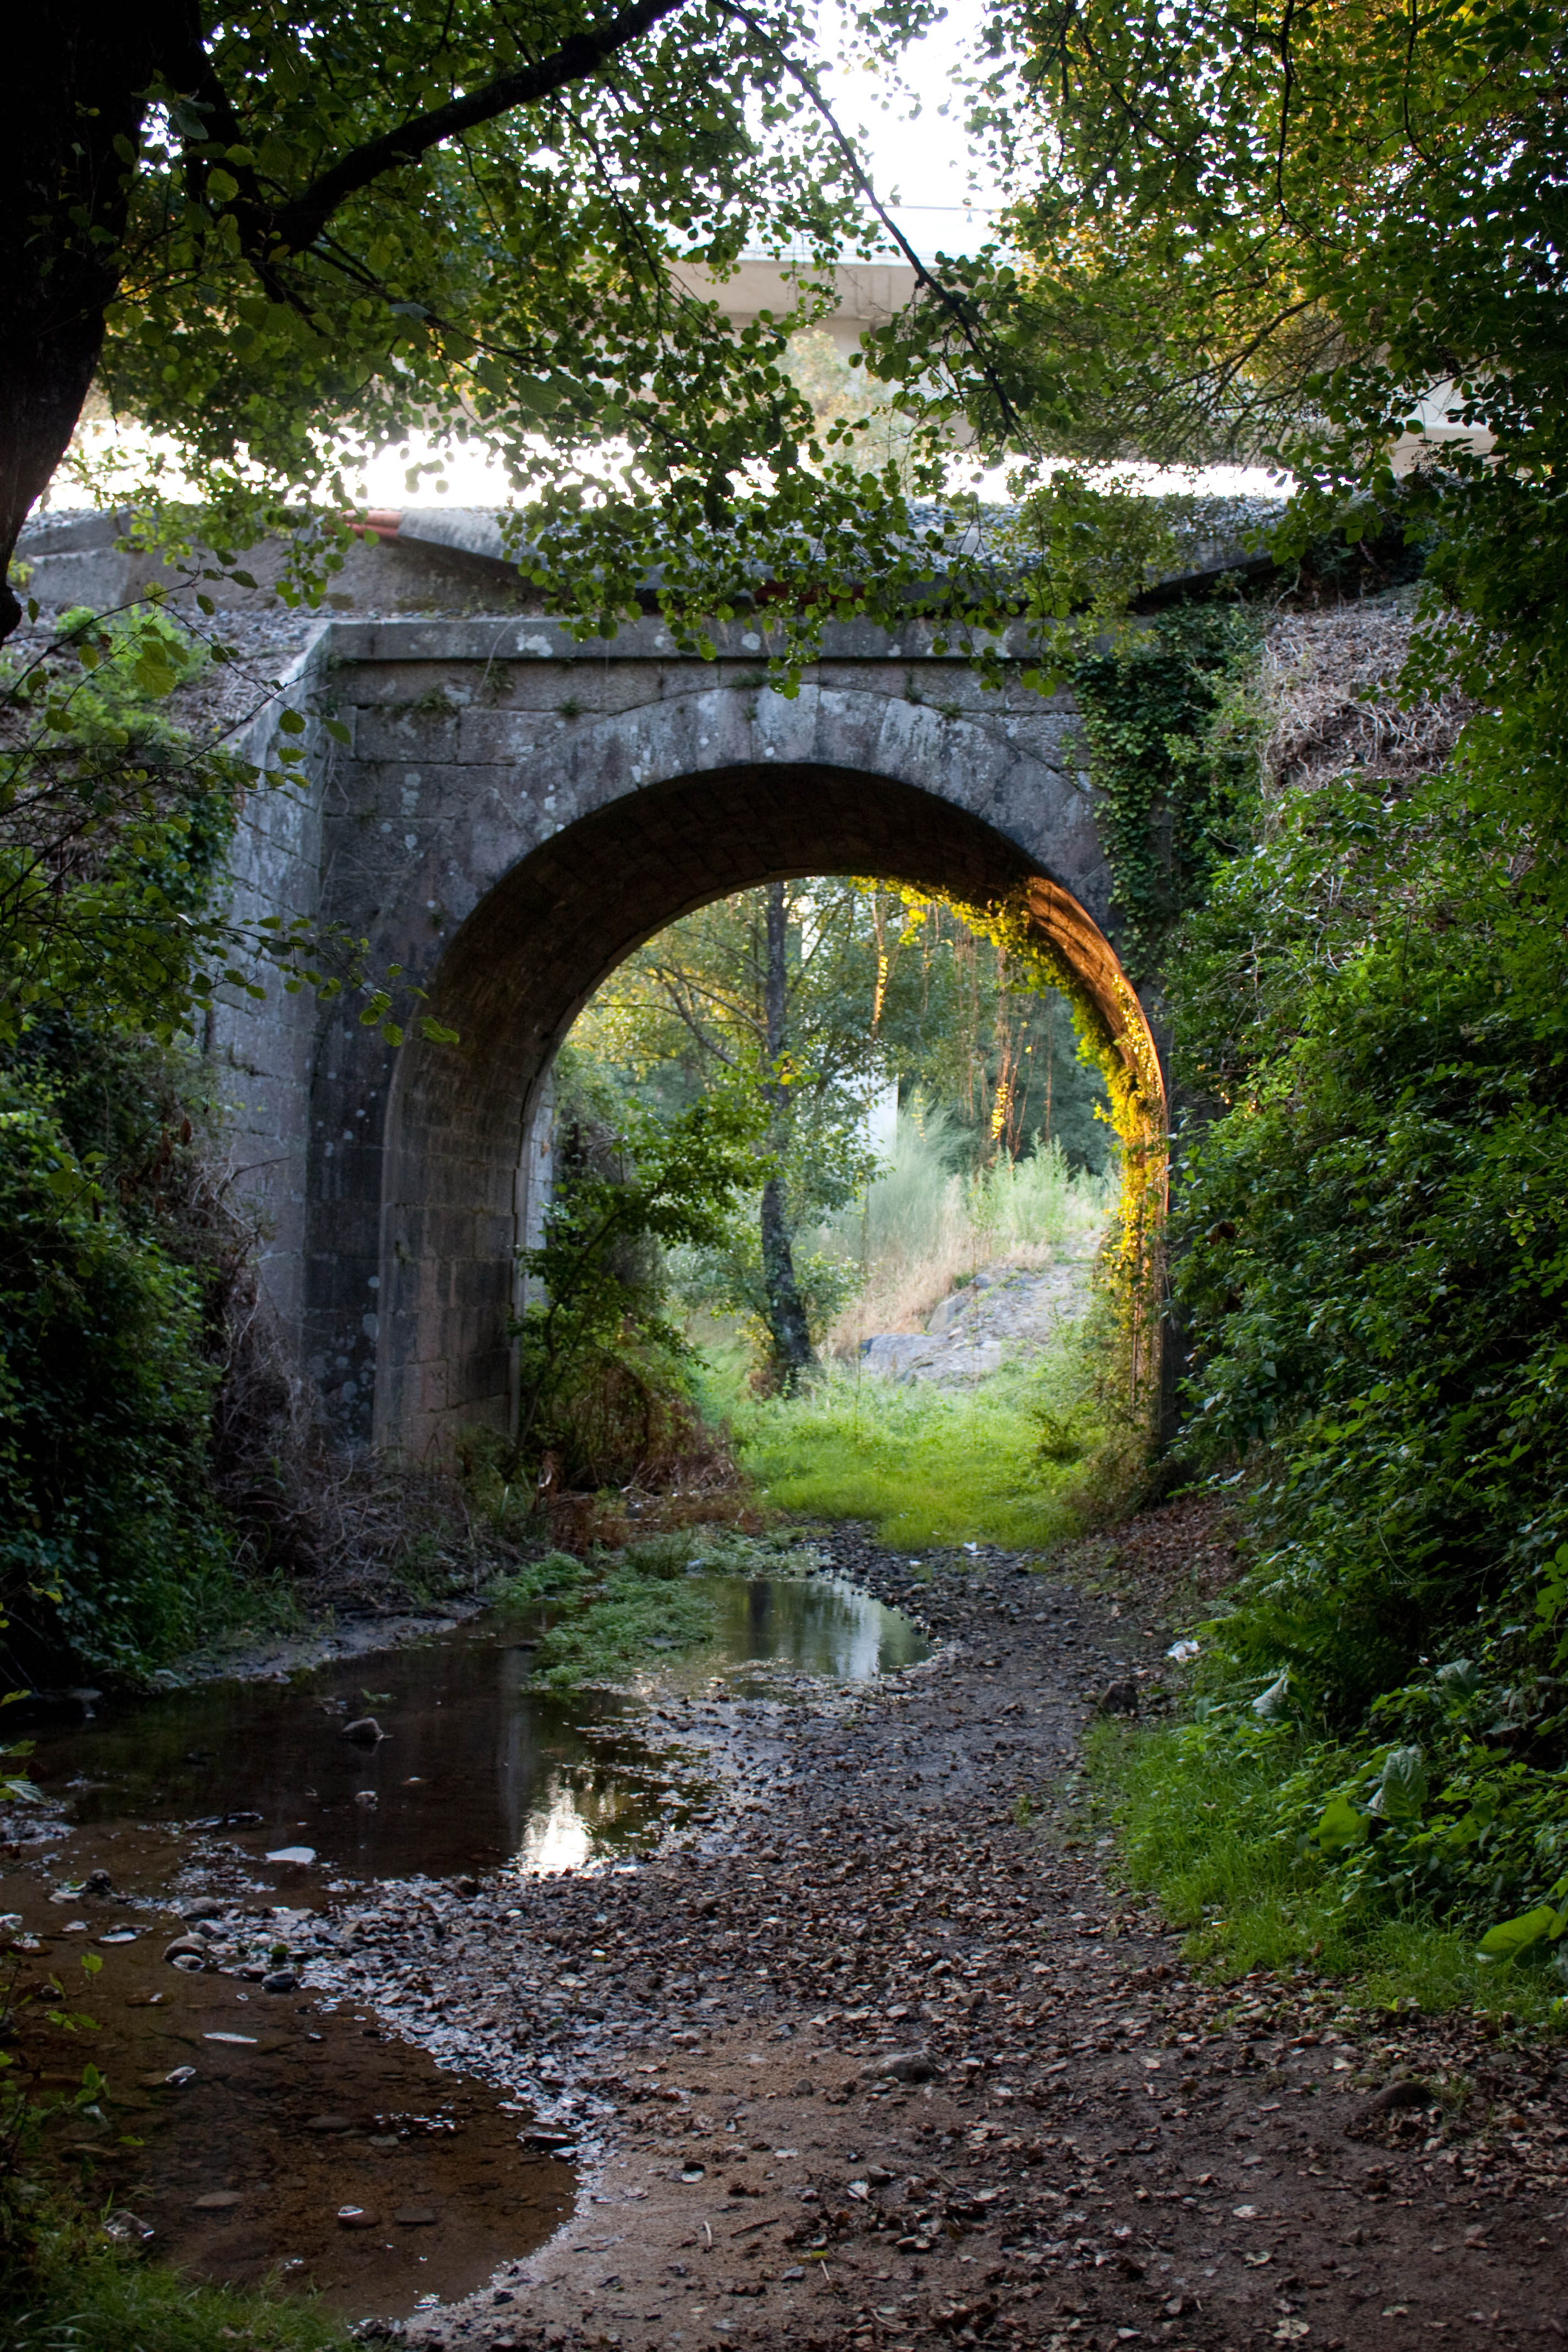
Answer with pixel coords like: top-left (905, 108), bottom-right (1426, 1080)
top-left (1087, 1715), bottom-right (1567, 2029)
top-left (1078, 579), bottom-right (1568, 2003)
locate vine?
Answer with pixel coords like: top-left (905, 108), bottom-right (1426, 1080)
top-left (921, 882), bottom-right (1169, 1447)
top-left (1072, 604), bottom-right (1265, 979)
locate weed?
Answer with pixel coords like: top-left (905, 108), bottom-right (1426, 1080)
top-left (488, 1551), bottom-right (589, 1609)
top-left (622, 1532), bottom-right (695, 1580)
top-left (4, 2213), bottom-right (350, 2348)
top-left (1088, 1718), bottom-right (1568, 2026)
top-left (529, 1565), bottom-right (716, 1685)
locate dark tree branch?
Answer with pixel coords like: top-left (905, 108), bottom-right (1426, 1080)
top-left (265, 0), bottom-right (692, 252)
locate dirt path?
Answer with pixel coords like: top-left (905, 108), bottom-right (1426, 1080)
top-left (355, 1516), bottom-right (1567, 2352)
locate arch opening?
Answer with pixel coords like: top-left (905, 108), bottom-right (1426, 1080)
top-left (373, 761), bottom-right (1164, 1456)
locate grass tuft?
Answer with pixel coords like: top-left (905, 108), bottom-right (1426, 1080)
top-left (4, 2215), bottom-right (350, 2350)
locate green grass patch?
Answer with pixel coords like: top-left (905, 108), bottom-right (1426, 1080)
top-left (529, 1562), bottom-right (717, 1686)
top-left (1087, 1717), bottom-right (1568, 2026)
top-left (5, 2214), bottom-right (350, 2350)
top-left (488, 1549), bottom-right (592, 1610)
top-left (731, 1362), bottom-right (1099, 1550)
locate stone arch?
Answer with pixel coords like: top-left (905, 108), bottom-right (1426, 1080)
top-left (372, 754), bottom-right (1162, 1455)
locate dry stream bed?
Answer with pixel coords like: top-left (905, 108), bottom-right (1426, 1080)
top-left (3, 1522), bottom-right (1566, 2351)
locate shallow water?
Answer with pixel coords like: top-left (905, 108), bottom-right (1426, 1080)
top-left (24, 1572), bottom-right (925, 1886)
top-left (6, 1570), bottom-right (925, 2316)
top-left (706, 1571), bottom-right (929, 1686)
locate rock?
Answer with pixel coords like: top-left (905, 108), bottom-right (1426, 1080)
top-left (265, 1845), bottom-right (316, 1865)
top-left (262, 1968), bottom-right (300, 1992)
top-left (306, 2114), bottom-right (356, 2133)
top-left (194, 2190), bottom-right (242, 2211)
top-left (394, 2206), bottom-right (439, 2226)
top-left (791, 2077), bottom-right (816, 2097)
top-left (164, 1936), bottom-right (207, 1966)
top-left (165, 2066), bottom-right (197, 2087)
top-left (1363, 2079), bottom-right (1433, 2117)
top-left (1095, 1677), bottom-right (1141, 1716)
top-left (83, 1866), bottom-right (113, 1894)
top-left (337, 2205), bottom-right (380, 2228)
top-left (341, 1717), bottom-right (385, 1745)
top-left (181, 1900), bottom-right (226, 1921)
top-left (863, 2050), bottom-right (937, 2083)
top-left (353, 1789), bottom-right (379, 1807)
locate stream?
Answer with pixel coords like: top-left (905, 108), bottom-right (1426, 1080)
top-left (1, 1571), bottom-right (927, 2320)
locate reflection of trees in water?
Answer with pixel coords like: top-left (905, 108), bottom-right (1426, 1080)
top-left (718, 1574), bottom-right (919, 1680)
top-left (513, 1768), bottom-right (649, 1874)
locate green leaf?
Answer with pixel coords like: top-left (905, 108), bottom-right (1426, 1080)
top-left (1477, 1903), bottom-right (1568, 1964)
top-left (1368, 1745), bottom-right (1429, 1823)
top-left (1313, 1792), bottom-right (1368, 1855)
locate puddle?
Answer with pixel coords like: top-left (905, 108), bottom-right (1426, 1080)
top-left (6, 1570), bottom-right (925, 2314)
top-left (703, 1572), bottom-right (929, 1686)
top-left (1, 1883), bottom-right (572, 2311)
top-left (23, 1576), bottom-right (925, 1887)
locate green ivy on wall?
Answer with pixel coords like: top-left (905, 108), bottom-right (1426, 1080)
top-left (1074, 606), bottom-right (1263, 978)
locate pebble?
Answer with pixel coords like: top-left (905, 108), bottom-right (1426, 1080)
top-left (193, 2191), bottom-right (242, 2211)
top-left (337, 2205), bottom-right (379, 2228)
top-left (262, 1968), bottom-right (300, 1992)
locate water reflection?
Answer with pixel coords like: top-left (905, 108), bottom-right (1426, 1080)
top-left (706, 1572), bottom-right (927, 1680)
top-left (23, 1574), bottom-right (925, 1884)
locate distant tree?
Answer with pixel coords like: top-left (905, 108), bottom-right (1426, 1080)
top-left (571, 876), bottom-right (1110, 1376)
top-left (577, 878), bottom-right (889, 1386)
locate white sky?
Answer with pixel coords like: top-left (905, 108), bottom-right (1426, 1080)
top-left (815, 0), bottom-right (1005, 257)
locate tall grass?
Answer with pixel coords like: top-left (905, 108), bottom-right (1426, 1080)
top-left (808, 1107), bottom-right (1114, 1351)
top-left (726, 1346), bottom-right (1105, 1550)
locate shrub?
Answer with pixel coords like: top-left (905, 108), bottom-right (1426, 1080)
top-left (0, 1082), bottom-right (233, 1677)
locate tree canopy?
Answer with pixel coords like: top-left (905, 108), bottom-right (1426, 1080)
top-left (5, 0), bottom-right (952, 639)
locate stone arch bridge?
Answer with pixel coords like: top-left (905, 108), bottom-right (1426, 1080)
top-left (20, 507), bottom-right (1234, 1456)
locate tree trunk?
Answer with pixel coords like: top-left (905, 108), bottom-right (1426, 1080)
top-left (0, 9), bottom-right (175, 639)
top-left (760, 880), bottom-right (814, 1391)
